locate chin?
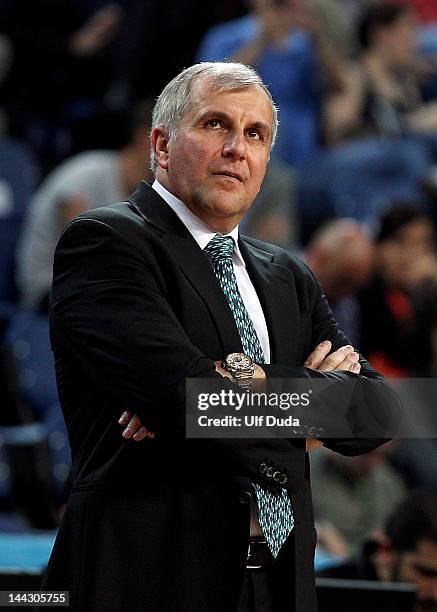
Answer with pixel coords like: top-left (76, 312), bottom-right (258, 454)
top-left (214, 202), bottom-right (250, 221)
top-left (204, 192), bottom-right (247, 214)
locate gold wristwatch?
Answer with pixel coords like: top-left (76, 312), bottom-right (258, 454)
top-left (222, 353), bottom-right (254, 391)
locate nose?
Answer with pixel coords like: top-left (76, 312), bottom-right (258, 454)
top-left (222, 131), bottom-right (247, 160)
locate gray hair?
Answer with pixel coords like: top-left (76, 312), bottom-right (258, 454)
top-left (150, 62), bottom-right (279, 174)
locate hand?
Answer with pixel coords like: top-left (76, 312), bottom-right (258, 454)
top-left (70, 4), bottom-right (123, 57)
top-left (304, 341), bottom-right (361, 374)
top-left (303, 341), bottom-right (360, 450)
top-left (214, 361), bottom-right (234, 380)
top-left (118, 410), bottom-right (155, 441)
top-left (315, 519), bottom-right (350, 557)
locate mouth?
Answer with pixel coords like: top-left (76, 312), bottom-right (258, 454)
top-left (212, 171), bottom-right (244, 183)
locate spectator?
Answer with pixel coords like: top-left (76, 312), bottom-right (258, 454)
top-left (311, 443), bottom-right (406, 553)
top-left (324, 1), bottom-right (437, 145)
top-left (197, 0), bottom-right (347, 166)
top-left (305, 218), bottom-right (374, 301)
top-left (358, 204), bottom-right (437, 376)
top-left (305, 218), bottom-right (375, 344)
top-left (15, 101), bottom-right (152, 311)
top-left (317, 491), bottom-right (437, 612)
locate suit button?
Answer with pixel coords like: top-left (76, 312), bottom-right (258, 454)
top-left (273, 471), bottom-right (281, 482)
top-left (266, 467), bottom-right (274, 478)
top-left (279, 474), bottom-right (288, 485)
top-left (259, 462), bottom-right (267, 474)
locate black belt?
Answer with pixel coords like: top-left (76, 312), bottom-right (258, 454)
top-left (246, 537), bottom-right (273, 571)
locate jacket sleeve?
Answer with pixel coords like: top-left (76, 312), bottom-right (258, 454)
top-left (51, 217), bottom-right (219, 431)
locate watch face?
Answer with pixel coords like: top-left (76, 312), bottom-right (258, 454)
top-left (226, 353), bottom-right (253, 370)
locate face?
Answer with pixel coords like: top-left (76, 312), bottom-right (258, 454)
top-left (397, 540), bottom-right (437, 609)
top-left (379, 12), bottom-right (418, 68)
top-left (153, 80), bottom-right (273, 233)
top-left (378, 219), bottom-right (436, 288)
top-left (320, 240), bottom-right (374, 300)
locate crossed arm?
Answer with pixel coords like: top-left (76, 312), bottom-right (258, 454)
top-left (52, 217), bottom-right (397, 461)
top-left (119, 341), bottom-right (362, 444)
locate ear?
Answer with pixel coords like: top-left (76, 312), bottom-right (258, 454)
top-left (151, 126), bottom-right (170, 170)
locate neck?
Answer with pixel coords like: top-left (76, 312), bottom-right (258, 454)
top-left (155, 173), bottom-right (241, 234)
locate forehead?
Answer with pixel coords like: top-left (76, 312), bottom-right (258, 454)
top-left (184, 79), bottom-right (273, 125)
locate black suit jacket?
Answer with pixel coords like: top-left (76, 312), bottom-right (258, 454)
top-left (43, 182), bottom-right (398, 611)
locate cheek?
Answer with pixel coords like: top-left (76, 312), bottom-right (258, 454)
top-left (250, 159), bottom-right (268, 188)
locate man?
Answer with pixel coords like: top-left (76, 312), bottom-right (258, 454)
top-left (358, 205), bottom-right (437, 376)
top-left (304, 218), bottom-right (374, 344)
top-left (43, 62), bottom-right (398, 611)
top-left (305, 219), bottom-right (374, 304)
top-left (317, 491), bottom-right (437, 612)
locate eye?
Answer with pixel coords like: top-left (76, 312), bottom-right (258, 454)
top-left (206, 118), bottom-right (222, 129)
top-left (247, 129), bottom-right (263, 141)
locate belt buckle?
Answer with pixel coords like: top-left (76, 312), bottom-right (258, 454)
top-left (246, 537), bottom-right (270, 571)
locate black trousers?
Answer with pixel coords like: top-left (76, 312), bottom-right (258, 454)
top-left (237, 535), bottom-right (295, 612)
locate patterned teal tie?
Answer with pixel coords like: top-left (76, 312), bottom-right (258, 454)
top-left (204, 233), bottom-right (294, 558)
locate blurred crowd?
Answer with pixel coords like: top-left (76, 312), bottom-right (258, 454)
top-left (0, 0), bottom-right (436, 608)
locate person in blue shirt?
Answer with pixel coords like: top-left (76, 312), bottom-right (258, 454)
top-left (197, 0), bottom-right (345, 167)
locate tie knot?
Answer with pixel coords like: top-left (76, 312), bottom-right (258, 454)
top-left (204, 234), bottom-right (235, 262)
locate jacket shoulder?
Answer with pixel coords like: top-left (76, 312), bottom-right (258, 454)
top-left (61, 200), bottom-right (152, 243)
top-left (241, 235), bottom-right (317, 285)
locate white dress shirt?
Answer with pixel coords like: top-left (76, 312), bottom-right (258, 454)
top-left (152, 180), bottom-right (271, 363)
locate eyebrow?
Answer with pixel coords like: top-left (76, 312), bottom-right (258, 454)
top-left (196, 110), bottom-right (271, 137)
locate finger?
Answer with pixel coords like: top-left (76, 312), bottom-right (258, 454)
top-left (326, 352), bottom-right (360, 372)
top-left (317, 345), bottom-right (354, 371)
top-left (132, 426), bottom-right (149, 442)
top-left (122, 414), bottom-right (143, 439)
top-left (147, 431), bottom-right (155, 439)
top-left (351, 362), bottom-right (361, 374)
top-left (304, 340), bottom-right (332, 368)
top-left (118, 410), bottom-right (133, 426)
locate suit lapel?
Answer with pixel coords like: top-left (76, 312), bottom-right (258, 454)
top-left (128, 182), bottom-right (299, 363)
top-left (128, 182), bottom-right (243, 357)
top-left (239, 238), bottom-right (299, 366)
top-left (161, 233), bottom-right (243, 356)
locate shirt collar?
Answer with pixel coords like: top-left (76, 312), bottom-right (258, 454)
top-left (152, 179), bottom-right (245, 266)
